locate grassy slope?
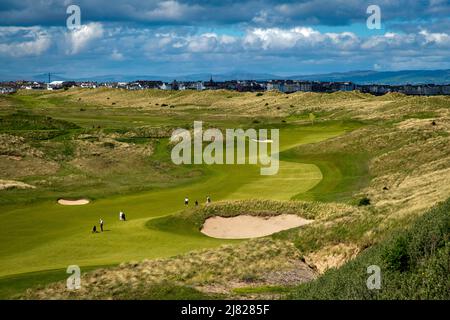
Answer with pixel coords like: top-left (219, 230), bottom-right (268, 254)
top-left (287, 198), bottom-right (450, 300)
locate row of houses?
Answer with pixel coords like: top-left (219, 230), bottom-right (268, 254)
top-left (0, 87), bottom-right (17, 94)
top-left (358, 84), bottom-right (450, 95)
top-left (1, 79), bottom-right (450, 96)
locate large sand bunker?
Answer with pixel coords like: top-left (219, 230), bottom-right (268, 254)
top-left (57, 198), bottom-right (90, 206)
top-left (201, 214), bottom-right (313, 239)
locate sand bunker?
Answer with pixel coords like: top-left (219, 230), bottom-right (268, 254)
top-left (201, 214), bottom-right (313, 239)
top-left (57, 198), bottom-right (90, 206)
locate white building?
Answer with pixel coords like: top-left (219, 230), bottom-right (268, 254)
top-left (47, 81), bottom-right (64, 90)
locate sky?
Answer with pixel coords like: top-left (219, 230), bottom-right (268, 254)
top-left (0, 0), bottom-right (449, 80)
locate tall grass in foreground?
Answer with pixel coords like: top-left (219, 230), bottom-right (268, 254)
top-left (288, 198), bottom-right (450, 300)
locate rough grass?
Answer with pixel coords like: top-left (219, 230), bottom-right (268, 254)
top-left (147, 199), bottom-right (364, 240)
top-left (287, 198), bottom-right (450, 299)
top-left (21, 238), bottom-right (312, 299)
top-left (0, 112), bottom-right (80, 131)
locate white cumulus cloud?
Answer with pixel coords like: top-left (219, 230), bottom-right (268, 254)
top-left (0, 27), bottom-right (51, 57)
top-left (65, 22), bottom-right (103, 55)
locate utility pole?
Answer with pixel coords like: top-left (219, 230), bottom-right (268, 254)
top-left (48, 73), bottom-right (51, 84)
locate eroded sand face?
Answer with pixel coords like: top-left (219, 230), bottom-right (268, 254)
top-left (0, 179), bottom-right (35, 190)
top-left (201, 214), bottom-right (313, 239)
top-left (57, 199), bottom-right (90, 205)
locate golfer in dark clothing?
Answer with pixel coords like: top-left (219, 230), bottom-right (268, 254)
top-left (92, 225), bottom-right (97, 233)
top-left (195, 200), bottom-right (199, 206)
top-left (184, 197), bottom-right (189, 206)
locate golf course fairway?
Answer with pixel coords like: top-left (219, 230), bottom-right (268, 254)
top-left (0, 122), bottom-right (356, 281)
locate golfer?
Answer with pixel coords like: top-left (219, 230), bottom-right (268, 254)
top-left (99, 218), bottom-right (104, 232)
top-left (184, 197), bottom-right (189, 206)
top-left (206, 196), bottom-right (211, 204)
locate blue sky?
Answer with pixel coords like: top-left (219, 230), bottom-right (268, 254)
top-left (0, 0), bottom-right (449, 80)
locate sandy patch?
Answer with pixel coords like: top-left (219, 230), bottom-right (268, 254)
top-left (305, 243), bottom-right (360, 274)
top-left (57, 198), bottom-right (90, 205)
top-left (0, 179), bottom-right (36, 190)
top-left (201, 214), bottom-right (313, 239)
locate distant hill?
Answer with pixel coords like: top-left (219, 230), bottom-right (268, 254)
top-left (288, 70), bottom-right (450, 85)
top-left (20, 69), bottom-right (450, 84)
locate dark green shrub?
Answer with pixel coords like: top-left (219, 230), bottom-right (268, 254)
top-left (383, 235), bottom-right (410, 272)
top-left (358, 197), bottom-right (371, 206)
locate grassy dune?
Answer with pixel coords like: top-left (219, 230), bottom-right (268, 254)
top-left (288, 199), bottom-right (450, 300)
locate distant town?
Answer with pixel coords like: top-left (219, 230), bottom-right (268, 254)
top-left (1, 77), bottom-right (450, 96)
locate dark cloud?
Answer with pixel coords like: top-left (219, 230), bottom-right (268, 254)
top-left (0, 0), bottom-right (448, 31)
top-left (1, 1), bottom-right (449, 78)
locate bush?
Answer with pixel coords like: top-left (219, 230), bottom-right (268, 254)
top-left (382, 235), bottom-right (410, 272)
top-left (358, 197), bottom-right (371, 206)
top-left (241, 273), bottom-right (260, 283)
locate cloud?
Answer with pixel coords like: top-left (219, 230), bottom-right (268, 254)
top-left (1, 22), bottom-right (449, 77)
top-left (110, 49), bottom-right (124, 60)
top-left (0, 1), bottom-right (449, 34)
top-left (136, 26), bottom-right (450, 72)
top-left (0, 26), bottom-right (51, 57)
top-left (65, 22), bottom-right (103, 55)
top-left (138, 0), bottom-right (203, 22)
top-left (419, 30), bottom-right (450, 45)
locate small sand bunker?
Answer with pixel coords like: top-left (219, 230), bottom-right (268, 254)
top-left (201, 214), bottom-right (313, 239)
top-left (57, 198), bottom-right (90, 206)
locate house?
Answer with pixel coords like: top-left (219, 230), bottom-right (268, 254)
top-left (441, 85), bottom-right (450, 95)
top-left (134, 80), bottom-right (163, 89)
top-left (0, 87), bottom-right (17, 94)
top-left (159, 82), bottom-right (172, 90)
top-left (80, 82), bottom-right (97, 89)
top-left (126, 82), bottom-right (142, 90)
top-left (298, 81), bottom-right (313, 92)
top-left (47, 81), bottom-right (64, 90)
top-left (22, 81), bottom-right (46, 90)
top-left (193, 81), bottom-right (205, 91)
top-left (266, 80), bottom-right (284, 92)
